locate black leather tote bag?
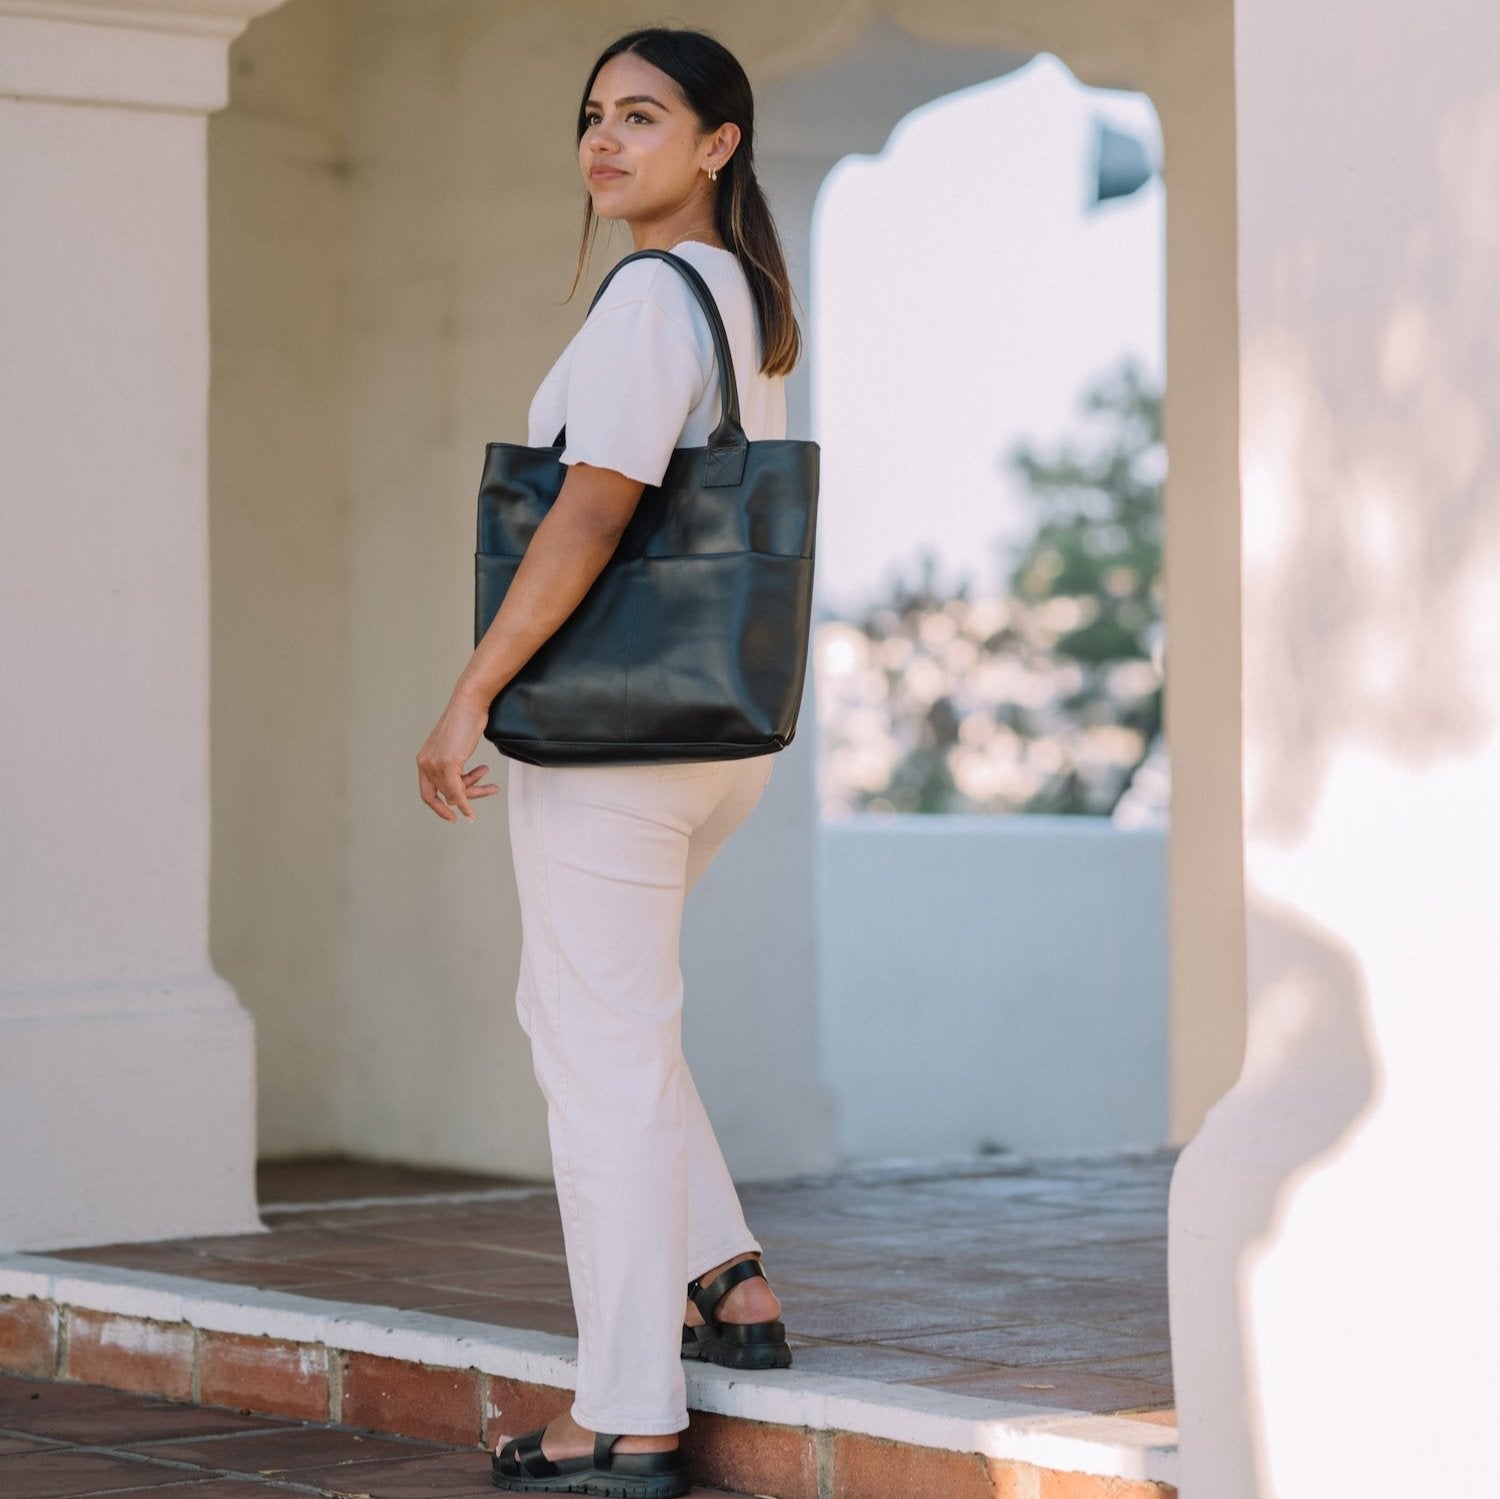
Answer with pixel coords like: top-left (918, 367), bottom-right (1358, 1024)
top-left (474, 249), bottom-right (819, 766)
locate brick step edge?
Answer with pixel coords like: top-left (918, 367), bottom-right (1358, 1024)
top-left (1, 1261), bottom-right (1177, 1499)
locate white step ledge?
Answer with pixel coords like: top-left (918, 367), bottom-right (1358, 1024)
top-left (0, 1252), bottom-right (1178, 1486)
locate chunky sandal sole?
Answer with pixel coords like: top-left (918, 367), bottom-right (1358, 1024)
top-left (682, 1258), bottom-right (793, 1370)
top-left (681, 1323), bottom-right (793, 1369)
top-left (490, 1464), bottom-right (688, 1497)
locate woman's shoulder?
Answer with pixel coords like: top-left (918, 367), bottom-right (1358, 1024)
top-left (588, 242), bottom-right (748, 334)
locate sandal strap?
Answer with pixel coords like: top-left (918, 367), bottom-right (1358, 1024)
top-left (508, 1427), bottom-right (558, 1478)
top-left (593, 1431), bottom-right (621, 1467)
top-left (688, 1257), bottom-right (765, 1323)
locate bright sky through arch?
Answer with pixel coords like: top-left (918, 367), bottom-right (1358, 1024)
top-left (810, 53), bottom-right (1165, 615)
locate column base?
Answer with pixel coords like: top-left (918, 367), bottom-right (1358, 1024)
top-left (1167, 1105), bottom-right (1272, 1499)
top-left (0, 975), bottom-right (262, 1251)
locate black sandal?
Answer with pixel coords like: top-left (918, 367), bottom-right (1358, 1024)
top-left (491, 1425), bottom-right (688, 1497)
top-left (681, 1258), bottom-right (792, 1370)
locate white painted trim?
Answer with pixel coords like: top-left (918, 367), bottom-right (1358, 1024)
top-left (0, 1253), bottom-right (1179, 1484)
top-left (0, 974), bottom-right (247, 1025)
top-left (258, 1186), bottom-right (556, 1215)
top-left (0, 0), bottom-right (282, 39)
top-left (0, 0), bottom-right (284, 111)
top-left (0, 10), bottom-right (224, 109)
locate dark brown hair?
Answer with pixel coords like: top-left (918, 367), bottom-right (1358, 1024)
top-left (568, 26), bottom-right (802, 377)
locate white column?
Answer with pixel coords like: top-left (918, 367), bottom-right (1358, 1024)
top-left (0, 0), bottom-right (286, 1250)
top-left (1169, 0), bottom-right (1500, 1492)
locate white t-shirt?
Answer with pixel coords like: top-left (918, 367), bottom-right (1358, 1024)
top-left (526, 238), bottom-right (787, 484)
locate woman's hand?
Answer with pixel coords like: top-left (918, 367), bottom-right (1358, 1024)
top-left (417, 688), bottom-right (501, 823)
top-left (421, 463), bottom-right (644, 825)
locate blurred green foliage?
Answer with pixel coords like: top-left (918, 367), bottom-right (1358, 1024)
top-left (816, 357), bottom-right (1166, 817)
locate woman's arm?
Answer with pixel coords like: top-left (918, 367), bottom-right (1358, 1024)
top-left (416, 461), bottom-right (646, 822)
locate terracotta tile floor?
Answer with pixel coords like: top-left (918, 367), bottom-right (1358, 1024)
top-left (46, 1148), bottom-right (1177, 1419)
top-left (0, 1374), bottom-right (746, 1497)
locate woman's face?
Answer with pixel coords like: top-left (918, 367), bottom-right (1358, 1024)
top-left (579, 52), bottom-right (731, 223)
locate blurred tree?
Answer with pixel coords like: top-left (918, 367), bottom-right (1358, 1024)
top-left (1001, 357), bottom-right (1165, 813)
top-left (815, 357), bottom-right (1166, 818)
top-left (1007, 358), bottom-right (1163, 666)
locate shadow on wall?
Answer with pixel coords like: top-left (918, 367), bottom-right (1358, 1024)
top-left (1239, 90), bottom-right (1500, 845)
top-left (1169, 895), bottom-right (1375, 1493)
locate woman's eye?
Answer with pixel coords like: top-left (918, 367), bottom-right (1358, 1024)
top-left (582, 109), bottom-right (652, 127)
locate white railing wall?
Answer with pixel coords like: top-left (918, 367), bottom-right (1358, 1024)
top-left (817, 817), bottom-right (1169, 1160)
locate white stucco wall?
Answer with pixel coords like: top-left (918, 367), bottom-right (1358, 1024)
top-left (1171, 0), bottom-right (1500, 1491)
top-left (819, 820), bottom-right (1168, 1159)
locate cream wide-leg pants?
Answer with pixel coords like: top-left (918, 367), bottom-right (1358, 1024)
top-left (506, 753), bottom-right (776, 1435)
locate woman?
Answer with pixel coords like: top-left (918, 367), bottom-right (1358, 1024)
top-left (415, 25), bottom-right (802, 1499)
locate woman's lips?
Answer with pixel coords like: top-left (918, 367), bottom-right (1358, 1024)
top-left (589, 167), bottom-right (626, 180)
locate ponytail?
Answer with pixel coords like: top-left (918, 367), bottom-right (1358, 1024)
top-left (715, 150), bottom-right (801, 376)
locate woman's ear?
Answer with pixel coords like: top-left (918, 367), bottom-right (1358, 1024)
top-left (706, 121), bottom-right (742, 173)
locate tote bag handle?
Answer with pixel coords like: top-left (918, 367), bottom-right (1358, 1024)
top-left (551, 249), bottom-right (747, 484)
